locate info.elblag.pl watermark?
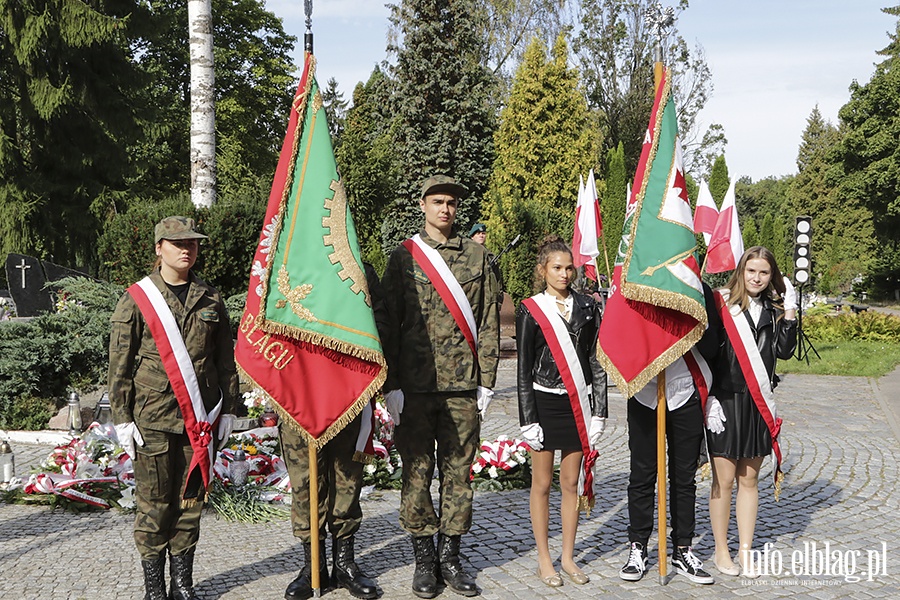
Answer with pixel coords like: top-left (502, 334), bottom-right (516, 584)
top-left (742, 541), bottom-right (888, 584)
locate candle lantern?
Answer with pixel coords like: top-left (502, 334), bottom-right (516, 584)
top-left (0, 440), bottom-right (14, 484)
top-left (68, 392), bottom-right (83, 436)
top-left (230, 448), bottom-right (250, 487)
top-left (259, 404), bottom-right (278, 428)
top-left (93, 391), bottom-right (112, 425)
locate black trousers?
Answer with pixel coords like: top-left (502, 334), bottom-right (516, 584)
top-left (626, 393), bottom-right (704, 548)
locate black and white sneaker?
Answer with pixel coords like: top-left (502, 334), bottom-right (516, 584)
top-left (619, 541), bottom-right (649, 581)
top-left (672, 546), bottom-right (714, 584)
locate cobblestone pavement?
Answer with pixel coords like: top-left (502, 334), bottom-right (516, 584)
top-left (2, 360), bottom-right (900, 599)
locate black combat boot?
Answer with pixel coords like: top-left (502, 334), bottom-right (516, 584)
top-left (141, 555), bottom-right (167, 600)
top-left (169, 549), bottom-right (199, 600)
top-left (437, 533), bottom-right (478, 596)
top-left (285, 541), bottom-right (330, 600)
top-left (332, 535), bottom-right (378, 599)
top-left (411, 535), bottom-right (439, 599)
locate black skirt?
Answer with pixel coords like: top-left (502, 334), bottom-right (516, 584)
top-left (707, 391), bottom-right (772, 459)
top-left (534, 389), bottom-right (582, 452)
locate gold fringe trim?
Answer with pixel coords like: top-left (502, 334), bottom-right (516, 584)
top-left (578, 495), bottom-right (595, 515)
top-left (698, 461), bottom-right (711, 481)
top-left (621, 280), bottom-right (708, 326)
top-left (237, 357), bottom-right (387, 451)
top-left (774, 469), bottom-right (784, 502)
top-left (181, 497), bottom-right (200, 509)
top-left (596, 321), bottom-right (704, 400)
top-left (255, 317), bottom-right (387, 368)
top-left (353, 450), bottom-right (375, 465)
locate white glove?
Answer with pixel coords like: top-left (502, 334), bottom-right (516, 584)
top-left (217, 414), bottom-right (236, 450)
top-left (114, 422), bottom-right (144, 459)
top-left (476, 386), bottom-right (494, 418)
top-left (705, 396), bottom-right (727, 434)
top-left (589, 416), bottom-right (606, 449)
top-left (384, 389), bottom-right (405, 426)
top-left (520, 422), bottom-right (544, 451)
top-left (783, 277), bottom-right (798, 311)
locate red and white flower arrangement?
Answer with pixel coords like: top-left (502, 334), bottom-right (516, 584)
top-left (470, 435), bottom-right (532, 490)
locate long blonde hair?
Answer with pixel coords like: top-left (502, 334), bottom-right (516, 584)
top-left (723, 245), bottom-right (786, 312)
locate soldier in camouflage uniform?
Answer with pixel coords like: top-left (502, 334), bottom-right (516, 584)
top-left (108, 217), bottom-right (239, 600)
top-left (469, 223), bottom-right (505, 304)
top-left (380, 175), bottom-right (500, 598)
top-left (280, 264), bottom-right (383, 600)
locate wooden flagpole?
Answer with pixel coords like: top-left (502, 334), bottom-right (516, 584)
top-left (309, 443), bottom-right (322, 597)
top-left (600, 230), bottom-right (613, 284)
top-left (656, 369), bottom-right (668, 585)
top-left (303, 15), bottom-right (322, 598)
top-left (653, 32), bottom-right (670, 584)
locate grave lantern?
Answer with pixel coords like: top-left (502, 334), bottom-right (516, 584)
top-left (68, 392), bottom-right (83, 436)
top-left (230, 448), bottom-right (250, 487)
top-left (0, 440), bottom-right (14, 484)
top-left (93, 391), bottom-right (112, 425)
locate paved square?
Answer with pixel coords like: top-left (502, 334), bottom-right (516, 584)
top-left (2, 361), bottom-right (898, 599)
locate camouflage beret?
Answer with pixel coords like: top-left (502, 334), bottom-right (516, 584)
top-left (154, 216), bottom-right (208, 244)
top-left (420, 174), bottom-right (468, 199)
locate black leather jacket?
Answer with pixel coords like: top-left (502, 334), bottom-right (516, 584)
top-left (516, 291), bottom-right (608, 426)
top-left (710, 295), bottom-right (798, 395)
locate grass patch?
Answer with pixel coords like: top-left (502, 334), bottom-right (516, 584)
top-left (778, 340), bottom-right (900, 377)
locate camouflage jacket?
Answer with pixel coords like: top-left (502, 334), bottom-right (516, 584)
top-left (107, 269), bottom-right (240, 434)
top-left (380, 229), bottom-right (500, 393)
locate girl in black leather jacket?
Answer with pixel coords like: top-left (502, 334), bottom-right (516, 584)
top-left (516, 235), bottom-right (608, 587)
top-left (705, 246), bottom-right (797, 578)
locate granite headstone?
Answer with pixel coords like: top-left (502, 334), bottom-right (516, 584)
top-left (4, 254), bottom-right (53, 317)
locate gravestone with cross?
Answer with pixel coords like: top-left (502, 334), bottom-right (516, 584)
top-left (4, 254), bottom-right (53, 317)
top-left (43, 260), bottom-right (90, 283)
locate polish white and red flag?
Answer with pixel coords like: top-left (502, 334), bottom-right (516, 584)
top-left (693, 179), bottom-right (718, 245)
top-left (573, 169), bottom-right (603, 281)
top-left (704, 179), bottom-right (744, 273)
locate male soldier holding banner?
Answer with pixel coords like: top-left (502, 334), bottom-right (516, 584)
top-left (381, 175), bottom-right (500, 598)
top-left (281, 264), bottom-right (385, 600)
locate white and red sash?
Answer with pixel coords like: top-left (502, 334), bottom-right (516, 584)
top-left (402, 234), bottom-right (478, 356)
top-left (714, 290), bottom-right (784, 491)
top-left (683, 347), bottom-right (713, 412)
top-left (128, 277), bottom-right (222, 502)
top-left (522, 294), bottom-right (597, 512)
top-left (353, 399), bottom-right (376, 463)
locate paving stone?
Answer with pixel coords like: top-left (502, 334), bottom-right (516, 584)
top-left (2, 367), bottom-right (900, 598)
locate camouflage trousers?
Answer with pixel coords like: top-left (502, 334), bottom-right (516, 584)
top-left (281, 414), bottom-right (365, 542)
top-left (133, 429), bottom-right (203, 560)
top-left (395, 391), bottom-right (480, 537)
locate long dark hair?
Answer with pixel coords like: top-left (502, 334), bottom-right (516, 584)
top-left (724, 245), bottom-right (786, 311)
top-left (533, 234), bottom-right (573, 293)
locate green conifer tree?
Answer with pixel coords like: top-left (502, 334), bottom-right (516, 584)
top-left (758, 213), bottom-right (776, 255)
top-left (336, 67), bottom-right (397, 273)
top-left (382, 0), bottom-right (497, 252)
top-left (601, 142), bottom-right (627, 282)
top-left (484, 35), bottom-right (602, 302)
top-left (707, 154), bottom-right (730, 204)
top-left (742, 216), bottom-right (759, 250)
top-left (0, 0), bottom-right (147, 266)
top-left (797, 106), bottom-right (873, 291)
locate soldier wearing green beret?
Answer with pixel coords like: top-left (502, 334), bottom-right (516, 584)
top-left (108, 216), bottom-right (239, 600)
top-left (380, 175), bottom-right (500, 598)
top-left (468, 223), bottom-right (504, 304)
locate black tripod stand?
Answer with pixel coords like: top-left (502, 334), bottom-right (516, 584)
top-left (795, 284), bottom-right (820, 364)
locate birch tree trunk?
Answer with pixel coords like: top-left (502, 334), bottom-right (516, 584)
top-left (188, 0), bottom-right (216, 207)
